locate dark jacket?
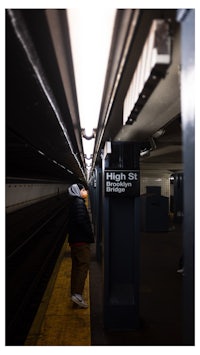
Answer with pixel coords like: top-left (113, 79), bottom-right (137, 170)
top-left (68, 196), bottom-right (94, 244)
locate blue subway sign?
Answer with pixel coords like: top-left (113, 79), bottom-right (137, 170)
top-left (105, 170), bottom-right (140, 196)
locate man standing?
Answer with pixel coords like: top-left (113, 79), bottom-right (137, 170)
top-left (68, 184), bottom-right (94, 308)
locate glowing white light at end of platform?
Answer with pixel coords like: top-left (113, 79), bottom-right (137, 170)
top-left (67, 8), bottom-right (116, 160)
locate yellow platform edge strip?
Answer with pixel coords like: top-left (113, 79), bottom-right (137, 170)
top-left (25, 240), bottom-right (91, 346)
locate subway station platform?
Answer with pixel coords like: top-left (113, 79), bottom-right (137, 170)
top-left (25, 222), bottom-right (183, 346)
top-left (6, 8), bottom-right (195, 349)
top-left (25, 241), bottom-right (91, 346)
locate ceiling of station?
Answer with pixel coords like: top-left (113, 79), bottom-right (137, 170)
top-left (93, 9), bottom-right (183, 177)
top-left (6, 9), bottom-right (183, 184)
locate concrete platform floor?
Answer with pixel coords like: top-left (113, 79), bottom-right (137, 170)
top-left (25, 241), bottom-right (91, 346)
top-left (25, 223), bottom-right (185, 346)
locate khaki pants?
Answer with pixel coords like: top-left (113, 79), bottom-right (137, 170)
top-left (70, 244), bottom-right (90, 295)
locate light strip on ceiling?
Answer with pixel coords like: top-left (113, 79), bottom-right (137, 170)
top-left (67, 9), bottom-right (116, 164)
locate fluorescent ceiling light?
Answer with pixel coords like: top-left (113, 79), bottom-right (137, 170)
top-left (67, 9), bottom-right (116, 161)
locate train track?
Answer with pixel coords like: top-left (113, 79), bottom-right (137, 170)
top-left (6, 194), bottom-right (70, 345)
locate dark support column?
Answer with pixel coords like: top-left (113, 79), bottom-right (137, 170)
top-left (102, 142), bottom-right (140, 330)
top-left (173, 173), bottom-right (184, 223)
top-left (94, 166), bottom-right (103, 262)
top-left (89, 166), bottom-right (103, 262)
top-left (177, 9), bottom-right (195, 345)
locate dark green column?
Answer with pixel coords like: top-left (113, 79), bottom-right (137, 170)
top-left (173, 173), bottom-right (184, 223)
top-left (102, 142), bottom-right (140, 330)
top-left (177, 9), bottom-right (195, 345)
top-left (89, 165), bottom-right (103, 262)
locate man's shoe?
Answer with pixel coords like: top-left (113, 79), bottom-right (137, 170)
top-left (71, 294), bottom-right (88, 308)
